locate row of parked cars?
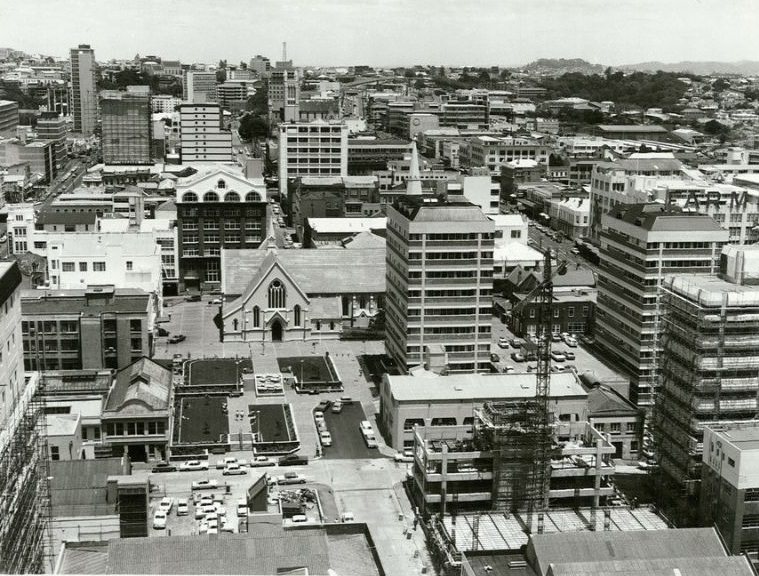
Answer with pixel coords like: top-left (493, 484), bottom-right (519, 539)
top-left (153, 453), bottom-right (309, 476)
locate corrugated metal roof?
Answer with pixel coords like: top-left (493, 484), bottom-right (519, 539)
top-left (546, 556), bottom-right (753, 576)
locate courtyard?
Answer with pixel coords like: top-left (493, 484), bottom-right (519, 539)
top-left (177, 395), bottom-right (230, 444)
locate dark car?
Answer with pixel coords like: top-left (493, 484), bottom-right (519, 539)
top-left (185, 294), bottom-right (201, 302)
top-left (315, 400), bottom-right (331, 412)
top-left (157, 327), bottom-right (170, 337)
top-left (168, 334), bottom-right (186, 344)
top-left (152, 462), bottom-right (177, 473)
top-left (278, 454), bottom-right (309, 466)
top-left (490, 353), bottom-right (500, 363)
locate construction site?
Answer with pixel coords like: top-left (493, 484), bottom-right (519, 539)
top-left (0, 372), bottom-right (52, 574)
top-left (654, 255), bottom-right (759, 526)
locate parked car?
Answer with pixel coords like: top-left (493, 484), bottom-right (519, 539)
top-left (551, 365), bottom-right (567, 373)
top-left (339, 396), bottom-right (353, 405)
top-left (153, 510), bottom-right (168, 530)
top-left (551, 351), bottom-right (566, 362)
top-left (511, 352), bottom-right (525, 362)
top-left (490, 353), bottom-right (500, 363)
top-left (157, 326), bottom-right (170, 337)
top-left (319, 431), bottom-right (333, 447)
top-left (176, 498), bottom-right (189, 516)
top-left (564, 350), bottom-right (576, 360)
top-left (278, 454), bottom-right (309, 466)
top-left (565, 336), bottom-right (578, 347)
top-left (237, 499), bottom-right (248, 517)
top-left (272, 472), bottom-right (307, 485)
top-left (159, 497), bottom-right (174, 513)
top-left (363, 434), bottom-right (378, 449)
top-left (394, 449), bottom-right (414, 463)
top-left (180, 460), bottom-right (208, 472)
top-left (331, 401), bottom-right (343, 413)
top-left (313, 411), bottom-right (325, 423)
top-left (151, 462), bottom-right (177, 473)
top-left (220, 519), bottom-right (236, 533)
top-left (340, 512), bottom-right (355, 523)
top-left (359, 420), bottom-right (374, 434)
top-left (168, 334), bottom-right (186, 344)
top-left (223, 463), bottom-right (248, 476)
top-left (185, 294), bottom-right (201, 302)
top-left (551, 333), bottom-right (561, 342)
top-left (502, 365), bottom-right (515, 373)
top-left (191, 479), bottom-right (219, 491)
top-left (194, 506), bottom-right (206, 520)
top-left (497, 337), bottom-right (509, 349)
top-left (248, 455), bottom-right (274, 467)
top-left (216, 456), bottom-right (238, 470)
top-left (510, 338), bottom-right (525, 349)
top-left (316, 400), bottom-right (331, 412)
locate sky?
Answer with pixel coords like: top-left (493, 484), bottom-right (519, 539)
top-left (2, 0), bottom-right (759, 67)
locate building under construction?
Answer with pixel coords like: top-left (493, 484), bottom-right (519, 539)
top-left (0, 372), bottom-right (52, 574)
top-left (654, 245), bottom-right (759, 526)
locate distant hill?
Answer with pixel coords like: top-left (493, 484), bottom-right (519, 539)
top-left (619, 60), bottom-right (759, 76)
top-left (520, 58), bottom-right (606, 76)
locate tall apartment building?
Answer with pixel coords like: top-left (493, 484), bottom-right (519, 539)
top-left (178, 103), bottom-right (233, 163)
top-left (69, 44), bottom-right (97, 135)
top-left (0, 100), bottom-right (19, 136)
top-left (21, 285), bottom-right (153, 371)
top-left (595, 204), bottom-right (728, 408)
top-left (175, 167), bottom-right (267, 291)
top-left (101, 87), bottom-right (152, 165)
top-left (183, 70), bottom-right (217, 103)
top-left (385, 144), bottom-right (495, 373)
top-left (36, 112), bottom-right (67, 169)
top-left (269, 64), bottom-right (299, 122)
top-left (656, 245), bottom-right (759, 524)
top-left (278, 120), bottom-right (348, 197)
top-left (701, 421), bottom-right (759, 557)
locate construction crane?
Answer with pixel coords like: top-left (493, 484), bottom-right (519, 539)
top-left (488, 249), bottom-right (567, 532)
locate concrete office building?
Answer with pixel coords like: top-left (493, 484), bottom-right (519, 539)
top-left (216, 81), bottom-right (247, 110)
top-left (656, 246), bottom-right (759, 522)
top-left (595, 204), bottom-right (728, 408)
top-left (701, 421), bottom-right (759, 558)
top-left (385, 143), bottom-right (495, 374)
top-left (467, 135), bottom-right (550, 175)
top-left (0, 100), bottom-right (19, 136)
top-left (175, 167), bottom-right (267, 291)
top-left (0, 262), bottom-right (24, 429)
top-left (278, 120), bottom-right (349, 197)
top-left (269, 64), bottom-right (299, 122)
top-left (249, 55), bottom-right (271, 77)
top-left (21, 286), bottom-right (154, 371)
top-left (101, 87), bottom-right (152, 165)
top-left (0, 139), bottom-right (56, 183)
top-left (36, 112), bottom-right (67, 169)
top-left (178, 103), bottom-right (233, 163)
top-left (183, 70), bottom-right (217, 103)
top-left (69, 44), bottom-right (98, 135)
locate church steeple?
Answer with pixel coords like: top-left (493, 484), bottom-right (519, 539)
top-left (406, 139), bottom-right (422, 196)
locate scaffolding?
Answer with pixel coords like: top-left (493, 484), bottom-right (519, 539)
top-left (0, 373), bottom-right (53, 574)
top-left (654, 276), bottom-right (759, 524)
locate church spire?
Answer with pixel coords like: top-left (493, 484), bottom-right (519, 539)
top-left (406, 139), bottom-right (422, 196)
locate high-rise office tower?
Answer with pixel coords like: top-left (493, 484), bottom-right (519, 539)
top-left (100, 86), bottom-right (152, 165)
top-left (69, 44), bottom-right (97, 135)
top-left (178, 103), bottom-right (233, 163)
top-left (594, 203), bottom-right (728, 408)
top-left (385, 143), bottom-right (495, 374)
top-left (183, 71), bottom-right (217, 103)
top-left (36, 112), bottom-right (67, 169)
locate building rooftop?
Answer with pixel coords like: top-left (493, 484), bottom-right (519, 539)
top-left (596, 124), bottom-right (669, 133)
top-left (494, 242), bottom-right (543, 263)
top-left (663, 274), bottom-right (759, 307)
top-left (222, 247), bottom-right (386, 296)
top-left (385, 371), bottom-right (586, 403)
top-left (527, 527), bottom-right (740, 576)
top-left (36, 210), bottom-right (98, 226)
top-left (21, 288), bottom-right (151, 316)
top-left (50, 458), bottom-right (127, 517)
top-left (103, 357), bottom-right (171, 415)
top-left (546, 556), bottom-right (753, 576)
top-left (490, 214), bottom-right (527, 227)
top-left (608, 203), bottom-right (725, 233)
top-left (308, 217), bottom-right (386, 234)
top-left (586, 384), bottom-right (637, 416)
top-left (46, 413), bottom-right (80, 437)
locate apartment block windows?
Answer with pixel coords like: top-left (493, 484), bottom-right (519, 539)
top-left (94, 262), bottom-right (106, 272)
top-left (62, 262), bottom-right (75, 272)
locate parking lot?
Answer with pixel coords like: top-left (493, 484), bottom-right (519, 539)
top-left (318, 402), bottom-right (380, 460)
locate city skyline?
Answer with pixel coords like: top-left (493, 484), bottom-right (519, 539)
top-left (2, 0), bottom-right (759, 67)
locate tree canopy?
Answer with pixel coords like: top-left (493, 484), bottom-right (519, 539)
top-left (540, 70), bottom-right (690, 111)
top-left (238, 113), bottom-right (269, 141)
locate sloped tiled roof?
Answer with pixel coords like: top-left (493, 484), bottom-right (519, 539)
top-left (587, 384), bottom-right (637, 416)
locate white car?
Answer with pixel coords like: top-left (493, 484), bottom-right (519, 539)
top-left (221, 519), bottom-right (236, 533)
top-left (159, 497), bottom-right (174, 513)
top-left (153, 510), bottom-right (168, 530)
top-left (194, 506), bottom-right (206, 520)
top-left (271, 472), bottom-right (307, 485)
top-left (319, 431), bottom-right (332, 447)
top-left (180, 460), bottom-right (209, 471)
top-left (216, 457), bottom-right (238, 470)
top-left (176, 498), bottom-right (189, 516)
top-left (394, 449), bottom-right (414, 463)
top-left (565, 336), bottom-right (578, 348)
top-left (223, 463), bottom-right (248, 476)
top-left (550, 351), bottom-right (566, 362)
top-left (237, 499), bottom-right (248, 517)
top-left (497, 337), bottom-right (509, 349)
top-left (314, 411), bottom-right (325, 423)
top-left (331, 401), bottom-right (343, 413)
top-left (248, 455), bottom-right (274, 467)
top-left (191, 478), bottom-right (220, 491)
